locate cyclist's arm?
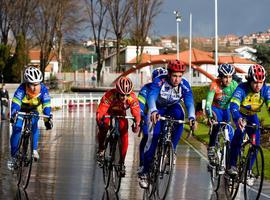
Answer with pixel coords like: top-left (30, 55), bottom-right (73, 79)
top-left (205, 88), bottom-right (215, 118)
top-left (182, 78), bottom-right (195, 120)
top-left (40, 83), bottom-right (51, 116)
top-left (230, 86), bottom-right (244, 121)
top-left (11, 84), bottom-right (25, 116)
top-left (138, 85), bottom-right (148, 118)
top-left (129, 92), bottom-right (141, 125)
top-left (148, 78), bottom-right (162, 114)
top-left (96, 91), bottom-right (111, 122)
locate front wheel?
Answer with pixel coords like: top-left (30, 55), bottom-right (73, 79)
top-left (17, 132), bottom-right (33, 190)
top-left (244, 146), bottom-right (264, 200)
top-left (103, 137), bottom-right (113, 189)
top-left (156, 141), bottom-right (174, 200)
top-left (111, 138), bottom-right (122, 193)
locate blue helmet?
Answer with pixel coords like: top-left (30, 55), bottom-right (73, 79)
top-left (218, 64), bottom-right (235, 77)
top-left (152, 67), bottom-right (168, 80)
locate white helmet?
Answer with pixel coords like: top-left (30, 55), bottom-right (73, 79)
top-left (24, 66), bottom-right (43, 83)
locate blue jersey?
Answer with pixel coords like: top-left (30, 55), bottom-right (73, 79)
top-left (148, 76), bottom-right (196, 120)
top-left (11, 83), bottom-right (51, 116)
top-left (138, 83), bottom-right (151, 117)
top-left (230, 82), bottom-right (270, 121)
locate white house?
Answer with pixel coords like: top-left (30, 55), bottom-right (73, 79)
top-left (234, 46), bottom-right (256, 60)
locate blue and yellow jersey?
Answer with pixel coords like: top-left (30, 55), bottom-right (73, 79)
top-left (230, 82), bottom-right (270, 120)
top-left (11, 83), bottom-right (51, 116)
top-left (138, 83), bottom-right (151, 117)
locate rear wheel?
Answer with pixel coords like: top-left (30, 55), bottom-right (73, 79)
top-left (244, 146), bottom-right (264, 200)
top-left (156, 141), bottom-right (174, 200)
top-left (17, 132), bottom-right (33, 189)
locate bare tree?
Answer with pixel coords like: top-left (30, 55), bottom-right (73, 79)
top-left (0, 0), bottom-right (12, 44)
top-left (84, 0), bottom-right (109, 84)
top-left (30, 0), bottom-right (58, 77)
top-left (55, 0), bottom-right (85, 73)
top-left (105, 0), bottom-right (133, 72)
top-left (131, 0), bottom-right (163, 64)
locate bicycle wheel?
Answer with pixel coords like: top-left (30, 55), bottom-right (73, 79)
top-left (111, 138), bottom-right (122, 193)
top-left (103, 136), bottom-right (113, 189)
top-left (244, 145), bottom-right (264, 200)
top-left (17, 132), bottom-right (33, 189)
top-left (156, 141), bottom-right (174, 200)
top-left (224, 143), bottom-right (249, 200)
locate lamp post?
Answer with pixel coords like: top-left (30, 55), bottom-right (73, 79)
top-left (174, 10), bottom-right (182, 60)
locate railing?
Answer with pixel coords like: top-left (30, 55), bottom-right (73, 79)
top-left (50, 93), bottom-right (102, 108)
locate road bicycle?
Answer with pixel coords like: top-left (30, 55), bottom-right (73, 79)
top-left (101, 115), bottom-right (134, 193)
top-left (224, 120), bottom-right (269, 200)
top-left (14, 111), bottom-right (51, 190)
top-left (143, 115), bottom-right (189, 200)
top-left (207, 121), bottom-right (233, 192)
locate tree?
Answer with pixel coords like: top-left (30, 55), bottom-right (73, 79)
top-left (105, 0), bottom-right (133, 72)
top-left (84, 0), bottom-right (109, 85)
top-left (0, 0), bottom-right (13, 44)
top-left (253, 45), bottom-right (270, 81)
top-left (54, 0), bottom-right (85, 73)
top-left (130, 0), bottom-right (163, 64)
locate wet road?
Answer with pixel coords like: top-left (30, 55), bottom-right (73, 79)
top-left (0, 107), bottom-right (269, 199)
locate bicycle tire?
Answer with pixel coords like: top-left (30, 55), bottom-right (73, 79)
top-left (243, 145), bottom-right (264, 200)
top-left (156, 141), bottom-right (174, 200)
top-left (17, 132), bottom-right (33, 189)
top-left (112, 137), bottom-right (122, 193)
top-left (103, 136), bottom-right (113, 189)
top-left (224, 142), bottom-right (249, 199)
top-left (145, 142), bottom-right (160, 199)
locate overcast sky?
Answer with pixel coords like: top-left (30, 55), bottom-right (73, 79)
top-left (152, 0), bottom-right (270, 37)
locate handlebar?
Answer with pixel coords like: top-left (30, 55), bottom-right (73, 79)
top-left (103, 115), bottom-right (134, 120)
top-left (158, 116), bottom-right (188, 124)
top-left (17, 111), bottom-right (51, 119)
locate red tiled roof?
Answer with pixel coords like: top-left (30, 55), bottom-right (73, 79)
top-left (128, 48), bottom-right (254, 65)
top-left (29, 50), bottom-right (57, 61)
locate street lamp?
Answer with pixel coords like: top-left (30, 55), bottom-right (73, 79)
top-left (174, 10), bottom-right (182, 60)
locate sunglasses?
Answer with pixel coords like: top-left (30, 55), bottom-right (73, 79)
top-left (119, 93), bottom-right (129, 97)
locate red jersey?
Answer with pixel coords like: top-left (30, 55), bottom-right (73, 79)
top-left (96, 89), bottom-right (141, 124)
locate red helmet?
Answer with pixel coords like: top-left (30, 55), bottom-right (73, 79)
top-left (247, 64), bottom-right (266, 82)
top-left (116, 76), bottom-right (133, 95)
top-left (167, 60), bottom-right (186, 72)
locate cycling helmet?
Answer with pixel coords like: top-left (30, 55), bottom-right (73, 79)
top-left (24, 66), bottom-right (43, 83)
top-left (218, 64), bottom-right (235, 77)
top-left (116, 76), bottom-right (133, 95)
top-left (167, 60), bottom-right (186, 72)
top-left (247, 64), bottom-right (266, 82)
top-left (152, 67), bottom-right (168, 80)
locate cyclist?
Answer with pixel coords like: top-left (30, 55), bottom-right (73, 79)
top-left (205, 64), bottom-right (238, 165)
top-left (96, 76), bottom-right (141, 177)
top-left (228, 64), bottom-right (270, 175)
top-left (139, 60), bottom-right (197, 188)
top-left (137, 67), bottom-right (167, 174)
top-left (9, 66), bottom-right (53, 168)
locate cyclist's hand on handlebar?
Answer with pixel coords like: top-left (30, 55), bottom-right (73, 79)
top-left (207, 117), bottom-right (215, 125)
top-left (238, 118), bottom-right (246, 130)
top-left (189, 119), bottom-right (197, 131)
top-left (132, 122), bottom-right (140, 133)
top-left (150, 111), bottom-right (159, 124)
top-left (10, 111), bottom-right (18, 124)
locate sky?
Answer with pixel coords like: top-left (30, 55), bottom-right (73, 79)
top-left (152, 0), bottom-right (270, 37)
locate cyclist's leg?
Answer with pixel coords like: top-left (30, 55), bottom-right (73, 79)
top-left (119, 118), bottom-right (129, 163)
top-left (97, 117), bottom-right (110, 152)
top-left (143, 109), bottom-right (165, 174)
top-left (31, 117), bottom-right (39, 151)
top-left (208, 106), bottom-right (222, 147)
top-left (246, 115), bottom-right (260, 169)
top-left (139, 115), bottom-right (148, 167)
top-left (10, 115), bottom-right (23, 157)
top-left (230, 122), bottom-right (243, 168)
top-left (167, 103), bottom-right (184, 150)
